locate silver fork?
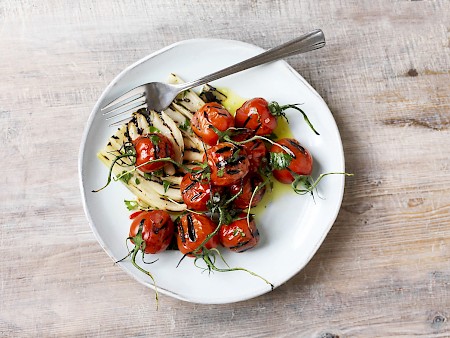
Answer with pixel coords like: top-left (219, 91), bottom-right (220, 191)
top-left (102, 29), bottom-right (325, 124)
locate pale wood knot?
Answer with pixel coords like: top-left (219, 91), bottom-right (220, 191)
top-left (319, 333), bottom-right (340, 338)
top-left (407, 68), bottom-right (419, 77)
top-left (432, 314), bottom-right (446, 325)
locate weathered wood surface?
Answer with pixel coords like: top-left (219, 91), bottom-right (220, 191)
top-left (1, 0), bottom-right (449, 336)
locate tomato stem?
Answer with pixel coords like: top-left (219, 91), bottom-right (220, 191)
top-left (129, 249), bottom-right (159, 309)
top-left (190, 208), bottom-right (225, 256)
top-left (291, 172), bottom-right (354, 195)
top-left (224, 135), bottom-right (295, 157)
top-left (246, 177), bottom-right (270, 227)
top-left (115, 157), bottom-right (203, 183)
top-left (269, 102), bottom-right (320, 135)
top-left (195, 248), bottom-right (274, 290)
top-left (116, 221), bottom-right (159, 309)
top-left (92, 153), bottom-right (136, 192)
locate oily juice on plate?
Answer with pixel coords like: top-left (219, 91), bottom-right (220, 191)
top-left (220, 87), bottom-right (295, 216)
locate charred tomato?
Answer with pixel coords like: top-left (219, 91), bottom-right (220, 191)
top-left (133, 133), bottom-right (175, 173)
top-left (180, 169), bottom-right (220, 211)
top-left (192, 102), bottom-right (234, 146)
top-left (219, 213), bottom-right (260, 252)
top-left (205, 142), bottom-right (250, 186)
top-left (229, 174), bottom-right (266, 209)
top-left (176, 213), bottom-right (220, 256)
top-left (242, 139), bottom-right (268, 172)
top-left (129, 210), bottom-right (174, 254)
top-left (235, 98), bottom-right (276, 136)
top-left (270, 138), bottom-right (313, 184)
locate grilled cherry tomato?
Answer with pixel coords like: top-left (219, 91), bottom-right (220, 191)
top-left (192, 102), bottom-right (235, 146)
top-left (219, 213), bottom-right (260, 252)
top-left (129, 210), bottom-right (144, 219)
top-left (205, 142), bottom-right (250, 186)
top-left (270, 138), bottom-right (313, 184)
top-left (235, 98), bottom-right (276, 136)
top-left (230, 174), bottom-right (266, 209)
top-left (129, 210), bottom-right (174, 254)
top-left (133, 133), bottom-right (175, 173)
top-left (180, 169), bottom-right (218, 211)
top-left (230, 128), bottom-right (254, 142)
top-left (242, 139), bottom-right (268, 171)
top-left (177, 213), bottom-right (219, 256)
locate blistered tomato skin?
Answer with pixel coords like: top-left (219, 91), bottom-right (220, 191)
top-left (219, 214), bottom-right (260, 252)
top-left (133, 133), bottom-right (175, 173)
top-left (230, 174), bottom-right (266, 209)
top-left (242, 139), bottom-right (268, 172)
top-left (129, 210), bottom-right (174, 254)
top-left (177, 213), bottom-right (220, 256)
top-left (235, 98), bottom-right (277, 136)
top-left (192, 102), bottom-right (235, 146)
top-left (270, 138), bottom-right (313, 184)
top-left (205, 142), bottom-right (250, 186)
top-left (180, 170), bottom-right (222, 211)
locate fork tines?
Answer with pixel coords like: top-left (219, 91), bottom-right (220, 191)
top-left (101, 91), bottom-right (147, 122)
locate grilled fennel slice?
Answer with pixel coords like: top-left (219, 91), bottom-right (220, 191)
top-left (97, 74), bottom-right (207, 212)
top-left (97, 125), bottom-right (186, 212)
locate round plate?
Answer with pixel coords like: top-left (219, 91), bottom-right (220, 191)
top-left (79, 38), bottom-right (345, 304)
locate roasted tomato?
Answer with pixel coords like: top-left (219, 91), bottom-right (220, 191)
top-left (235, 98), bottom-right (276, 136)
top-left (242, 139), bottom-right (268, 171)
top-left (180, 169), bottom-right (218, 211)
top-left (133, 133), bottom-right (175, 173)
top-left (177, 213), bottom-right (220, 256)
top-left (230, 174), bottom-right (266, 209)
top-left (192, 102), bottom-right (235, 146)
top-left (230, 128), bottom-right (254, 142)
top-left (129, 210), bottom-right (174, 254)
top-left (205, 142), bottom-right (250, 186)
top-left (219, 213), bottom-right (260, 252)
top-left (270, 138), bottom-right (313, 184)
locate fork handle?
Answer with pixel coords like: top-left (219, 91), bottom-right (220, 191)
top-left (176, 29), bottom-right (325, 91)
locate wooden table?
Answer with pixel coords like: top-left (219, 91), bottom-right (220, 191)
top-left (1, 1), bottom-right (449, 336)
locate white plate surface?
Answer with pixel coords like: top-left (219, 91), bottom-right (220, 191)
top-left (79, 38), bottom-right (345, 304)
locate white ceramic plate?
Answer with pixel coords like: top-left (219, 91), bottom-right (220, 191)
top-left (79, 38), bottom-right (345, 304)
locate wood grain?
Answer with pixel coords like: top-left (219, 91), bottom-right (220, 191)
top-left (1, 0), bottom-right (449, 337)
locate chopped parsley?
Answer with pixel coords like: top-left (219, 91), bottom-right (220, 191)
top-left (179, 118), bottom-right (191, 131)
top-left (119, 171), bottom-right (133, 184)
top-left (124, 199), bottom-right (139, 211)
top-left (269, 152), bottom-right (293, 170)
top-left (233, 227), bottom-right (246, 237)
top-left (162, 180), bottom-right (170, 193)
top-left (148, 134), bottom-right (160, 145)
top-left (148, 126), bottom-right (160, 133)
top-left (217, 167), bottom-right (225, 177)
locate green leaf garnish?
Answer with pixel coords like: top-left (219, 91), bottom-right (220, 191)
top-left (148, 134), bottom-right (160, 145)
top-left (217, 167), bottom-right (225, 177)
top-left (162, 180), bottom-right (170, 193)
top-left (291, 172), bottom-right (354, 195)
top-left (269, 101), bottom-right (320, 135)
top-left (227, 149), bottom-right (241, 164)
top-left (148, 126), bottom-right (160, 133)
top-left (119, 170), bottom-right (133, 184)
top-left (179, 118), bottom-right (191, 131)
top-left (135, 177), bottom-right (140, 185)
top-left (124, 199), bottom-right (139, 211)
top-left (202, 171), bottom-right (211, 180)
top-left (233, 227), bottom-right (246, 237)
top-left (116, 220), bottom-right (159, 308)
top-left (269, 152), bottom-right (293, 170)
